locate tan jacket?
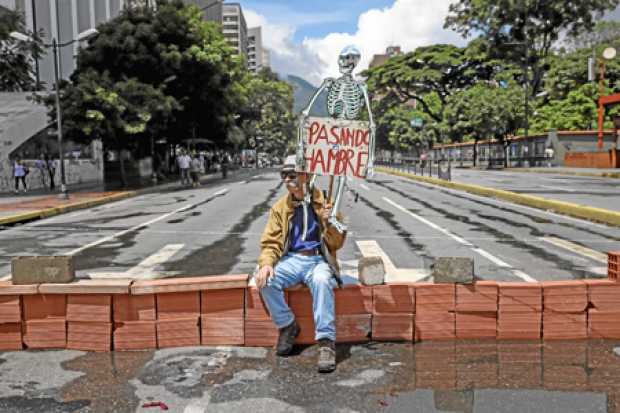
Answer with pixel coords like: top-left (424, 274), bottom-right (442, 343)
top-left (258, 188), bottom-right (346, 282)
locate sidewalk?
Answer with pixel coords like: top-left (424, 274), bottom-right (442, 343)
top-left (504, 166), bottom-right (620, 179)
top-left (0, 168), bottom-right (256, 227)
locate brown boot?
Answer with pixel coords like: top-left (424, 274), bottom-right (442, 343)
top-left (317, 339), bottom-right (336, 373)
top-left (276, 320), bottom-right (300, 356)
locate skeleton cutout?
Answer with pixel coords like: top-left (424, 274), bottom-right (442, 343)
top-left (297, 45), bottom-right (376, 236)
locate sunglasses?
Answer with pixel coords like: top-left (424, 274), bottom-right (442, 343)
top-left (280, 171), bottom-right (298, 180)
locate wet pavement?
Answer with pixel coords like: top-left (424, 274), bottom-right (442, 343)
top-left (2, 340), bottom-right (620, 412)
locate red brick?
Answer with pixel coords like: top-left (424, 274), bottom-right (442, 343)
top-left (157, 317), bottom-right (200, 348)
top-left (201, 289), bottom-right (244, 317)
top-left (244, 317), bottom-right (278, 347)
top-left (67, 321), bottom-right (112, 352)
top-left (23, 294), bottom-right (66, 320)
top-left (498, 282), bottom-right (542, 313)
top-left (586, 279), bottom-right (620, 310)
top-left (0, 295), bottom-right (21, 323)
top-left (415, 283), bottom-right (455, 313)
top-left (295, 316), bottom-right (316, 345)
top-left (335, 285), bottom-right (372, 315)
top-left (66, 294), bottom-right (111, 323)
top-left (542, 281), bottom-right (587, 312)
top-left (157, 292), bottom-right (200, 319)
top-left (415, 312), bottom-right (455, 340)
top-left (113, 294), bottom-right (155, 322)
top-left (22, 319), bottom-right (66, 348)
top-left (289, 288), bottom-right (314, 318)
top-left (497, 312), bottom-right (541, 339)
top-left (0, 323), bottom-right (22, 350)
top-left (246, 287), bottom-right (285, 319)
top-left (373, 284), bottom-right (415, 314)
top-left (588, 309), bottom-right (620, 339)
top-left (336, 314), bottom-right (371, 343)
top-left (113, 321), bottom-right (156, 350)
top-left (456, 283), bottom-right (497, 312)
top-left (201, 316), bottom-right (244, 346)
top-left (371, 313), bottom-right (414, 341)
top-left (456, 312), bottom-right (496, 339)
top-left (543, 311), bottom-right (587, 340)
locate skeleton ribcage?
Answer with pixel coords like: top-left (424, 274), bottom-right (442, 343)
top-left (327, 79), bottom-right (364, 120)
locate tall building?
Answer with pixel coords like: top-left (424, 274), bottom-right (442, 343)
top-left (247, 26), bottom-right (270, 73)
top-left (221, 3), bottom-right (247, 57)
top-left (2, 0), bottom-right (126, 88)
top-left (182, 0), bottom-right (250, 63)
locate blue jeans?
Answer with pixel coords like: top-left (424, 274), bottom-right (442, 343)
top-left (260, 253), bottom-right (336, 341)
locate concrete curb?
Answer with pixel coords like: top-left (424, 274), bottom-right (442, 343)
top-left (503, 168), bottom-right (620, 179)
top-left (0, 191), bottom-right (137, 227)
top-left (378, 166), bottom-right (620, 227)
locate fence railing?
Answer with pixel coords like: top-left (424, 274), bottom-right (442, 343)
top-left (378, 159), bottom-right (452, 181)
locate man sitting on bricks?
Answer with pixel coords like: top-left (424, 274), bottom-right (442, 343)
top-left (256, 155), bottom-right (346, 373)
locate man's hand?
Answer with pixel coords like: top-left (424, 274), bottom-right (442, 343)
top-left (256, 265), bottom-right (274, 289)
top-left (321, 202), bottom-right (333, 222)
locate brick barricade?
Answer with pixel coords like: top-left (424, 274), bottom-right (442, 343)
top-left (1, 263), bottom-right (620, 352)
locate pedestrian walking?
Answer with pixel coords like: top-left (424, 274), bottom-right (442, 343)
top-left (220, 152), bottom-right (230, 179)
top-left (177, 150), bottom-right (191, 186)
top-left (13, 158), bottom-right (28, 193)
top-left (190, 154), bottom-right (202, 187)
top-left (35, 155), bottom-right (47, 189)
top-left (44, 153), bottom-right (56, 190)
top-left (255, 155), bottom-right (346, 373)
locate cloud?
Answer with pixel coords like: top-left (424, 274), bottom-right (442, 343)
top-left (246, 0), bottom-right (466, 85)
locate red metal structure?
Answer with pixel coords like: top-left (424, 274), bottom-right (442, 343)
top-left (598, 93), bottom-right (620, 149)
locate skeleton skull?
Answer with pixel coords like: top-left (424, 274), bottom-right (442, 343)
top-left (338, 45), bottom-right (361, 74)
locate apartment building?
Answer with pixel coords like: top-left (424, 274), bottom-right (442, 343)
top-left (247, 26), bottom-right (270, 73)
top-left (1, 0), bottom-right (125, 87)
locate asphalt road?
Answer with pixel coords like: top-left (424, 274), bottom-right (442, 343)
top-left (450, 169), bottom-right (620, 212)
top-left (0, 169), bottom-right (619, 282)
top-left (2, 169), bottom-right (620, 412)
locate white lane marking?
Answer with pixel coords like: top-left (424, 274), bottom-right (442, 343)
top-left (539, 185), bottom-right (576, 193)
top-left (0, 274), bottom-right (10, 281)
top-left (393, 175), bottom-right (610, 229)
top-left (66, 188), bottom-right (229, 256)
top-left (360, 183), bottom-right (370, 191)
top-left (356, 240), bottom-right (430, 283)
top-left (238, 180), bottom-right (247, 185)
top-left (540, 236), bottom-right (608, 263)
top-left (126, 244), bottom-right (185, 278)
top-left (383, 196), bottom-right (536, 282)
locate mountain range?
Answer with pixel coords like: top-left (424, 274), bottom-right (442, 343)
top-left (286, 75), bottom-right (328, 117)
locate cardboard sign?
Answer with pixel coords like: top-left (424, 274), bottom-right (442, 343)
top-left (302, 117), bottom-right (370, 179)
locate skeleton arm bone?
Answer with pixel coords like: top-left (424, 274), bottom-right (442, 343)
top-left (360, 82), bottom-right (376, 177)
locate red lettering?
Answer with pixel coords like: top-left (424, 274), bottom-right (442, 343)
top-left (327, 149), bottom-right (338, 173)
top-left (311, 149), bottom-right (326, 174)
top-left (355, 151), bottom-right (369, 178)
top-left (340, 128), bottom-right (355, 146)
top-left (345, 149), bottom-right (355, 175)
top-left (355, 129), bottom-right (370, 147)
top-left (329, 126), bottom-right (340, 145)
top-left (315, 125), bottom-right (329, 145)
top-left (308, 122), bottom-right (320, 144)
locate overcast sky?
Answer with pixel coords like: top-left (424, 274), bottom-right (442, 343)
top-left (244, 1), bottom-right (620, 86)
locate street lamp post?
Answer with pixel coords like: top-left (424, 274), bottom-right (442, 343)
top-left (11, 28), bottom-right (98, 199)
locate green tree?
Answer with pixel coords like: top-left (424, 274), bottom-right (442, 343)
top-left (0, 7), bottom-right (43, 91)
top-left (73, 0), bottom-right (243, 148)
top-left (365, 42), bottom-right (497, 125)
top-left (48, 70), bottom-right (177, 186)
top-left (236, 68), bottom-right (295, 157)
top-left (445, 0), bottom-right (620, 97)
top-left (444, 82), bottom-right (524, 166)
